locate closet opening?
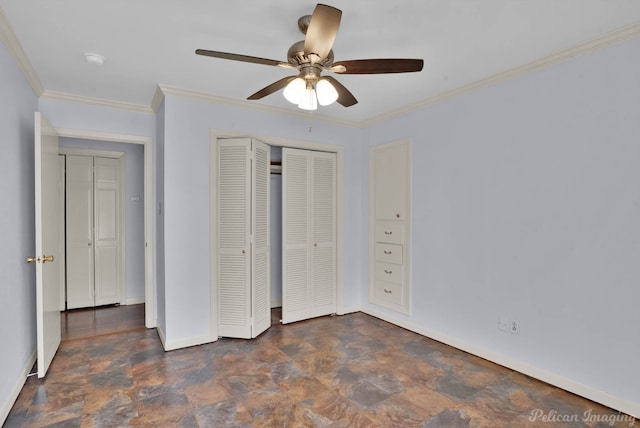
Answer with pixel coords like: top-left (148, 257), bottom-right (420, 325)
top-left (211, 135), bottom-right (344, 340)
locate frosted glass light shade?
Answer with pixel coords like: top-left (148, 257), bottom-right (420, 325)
top-left (298, 88), bottom-right (317, 110)
top-left (316, 78), bottom-right (338, 106)
top-left (283, 78), bottom-right (305, 104)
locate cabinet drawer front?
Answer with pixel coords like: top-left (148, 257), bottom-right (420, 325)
top-left (375, 243), bottom-right (403, 265)
top-left (374, 262), bottom-right (402, 284)
top-left (372, 280), bottom-right (403, 306)
top-left (375, 221), bottom-right (404, 244)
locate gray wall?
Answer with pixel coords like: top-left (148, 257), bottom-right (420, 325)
top-left (160, 96), bottom-right (363, 345)
top-left (59, 137), bottom-right (145, 301)
top-left (363, 37), bottom-right (640, 410)
top-left (0, 40), bottom-right (38, 420)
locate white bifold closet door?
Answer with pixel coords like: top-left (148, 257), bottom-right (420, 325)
top-left (66, 155), bottom-right (120, 309)
top-left (282, 148), bottom-right (336, 324)
top-left (217, 138), bottom-right (271, 339)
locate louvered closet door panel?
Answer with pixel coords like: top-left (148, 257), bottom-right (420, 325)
top-left (251, 140), bottom-right (271, 338)
top-left (66, 155), bottom-right (94, 309)
top-left (310, 152), bottom-right (336, 317)
top-left (218, 139), bottom-right (251, 338)
top-left (282, 148), bottom-right (310, 324)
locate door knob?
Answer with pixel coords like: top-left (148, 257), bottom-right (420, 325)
top-left (26, 256), bottom-right (39, 263)
top-left (42, 255), bottom-right (54, 263)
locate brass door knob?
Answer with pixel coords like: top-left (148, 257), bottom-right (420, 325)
top-left (42, 255), bottom-right (54, 263)
top-left (26, 256), bottom-right (38, 263)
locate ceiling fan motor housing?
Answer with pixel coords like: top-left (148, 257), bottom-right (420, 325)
top-left (287, 40), bottom-right (334, 68)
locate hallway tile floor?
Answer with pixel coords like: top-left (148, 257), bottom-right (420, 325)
top-left (5, 309), bottom-right (637, 427)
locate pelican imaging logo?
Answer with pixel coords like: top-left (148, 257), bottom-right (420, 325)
top-left (529, 409), bottom-right (636, 426)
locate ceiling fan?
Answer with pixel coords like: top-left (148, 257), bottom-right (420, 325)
top-left (195, 3), bottom-right (424, 110)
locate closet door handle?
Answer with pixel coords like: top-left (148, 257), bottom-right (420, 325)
top-left (383, 250), bottom-right (392, 255)
top-left (384, 269), bottom-right (392, 274)
top-left (384, 288), bottom-right (392, 294)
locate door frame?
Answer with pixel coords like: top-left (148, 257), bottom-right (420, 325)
top-left (59, 148), bottom-right (126, 308)
top-left (56, 129), bottom-right (156, 328)
top-left (210, 129), bottom-right (344, 340)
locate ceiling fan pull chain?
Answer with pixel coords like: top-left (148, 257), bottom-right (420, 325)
top-left (308, 110), bottom-right (314, 133)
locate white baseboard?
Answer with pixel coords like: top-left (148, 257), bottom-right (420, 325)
top-left (125, 297), bottom-right (145, 305)
top-left (1, 350), bottom-right (37, 425)
top-left (270, 300), bottom-right (282, 309)
top-left (156, 323), bottom-right (167, 350)
top-left (156, 326), bottom-right (217, 352)
top-left (337, 305), bottom-right (362, 315)
top-left (360, 306), bottom-right (640, 419)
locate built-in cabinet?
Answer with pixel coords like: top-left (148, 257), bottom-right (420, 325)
top-left (369, 140), bottom-right (411, 313)
top-left (65, 155), bottom-right (122, 309)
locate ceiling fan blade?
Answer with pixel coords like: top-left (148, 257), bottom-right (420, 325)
top-left (332, 59), bottom-right (424, 74)
top-left (304, 4), bottom-right (342, 63)
top-left (195, 49), bottom-right (291, 68)
top-left (322, 76), bottom-right (357, 107)
top-left (247, 76), bottom-right (297, 100)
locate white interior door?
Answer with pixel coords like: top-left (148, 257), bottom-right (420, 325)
top-left (217, 138), bottom-right (271, 338)
top-left (33, 112), bottom-right (61, 378)
top-left (217, 139), bottom-right (252, 338)
top-left (65, 155), bottom-right (94, 309)
top-left (251, 140), bottom-right (271, 337)
top-left (310, 152), bottom-right (337, 318)
top-left (94, 157), bottom-right (120, 306)
top-left (282, 148), bottom-right (310, 323)
top-left (282, 148), bottom-right (336, 324)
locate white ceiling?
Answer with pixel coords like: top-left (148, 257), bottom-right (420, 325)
top-left (2, 1), bottom-right (640, 124)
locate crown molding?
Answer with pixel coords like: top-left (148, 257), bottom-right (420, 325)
top-left (0, 4), bottom-right (44, 96)
top-left (362, 22), bottom-right (640, 127)
top-left (155, 84), bottom-right (360, 128)
top-left (41, 90), bottom-right (153, 114)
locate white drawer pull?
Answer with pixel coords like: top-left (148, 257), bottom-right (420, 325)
top-left (384, 269), bottom-right (393, 274)
top-left (384, 289), bottom-right (392, 294)
top-left (384, 231), bottom-right (392, 235)
top-left (383, 250), bottom-right (392, 255)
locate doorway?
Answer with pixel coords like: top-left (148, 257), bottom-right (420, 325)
top-left (56, 129), bottom-right (155, 328)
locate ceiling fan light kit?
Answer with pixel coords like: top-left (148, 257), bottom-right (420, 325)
top-left (196, 3), bottom-right (424, 111)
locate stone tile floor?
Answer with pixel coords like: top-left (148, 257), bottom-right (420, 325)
top-left (5, 309), bottom-right (637, 427)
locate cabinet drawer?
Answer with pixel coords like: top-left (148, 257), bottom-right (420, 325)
top-left (375, 221), bottom-right (404, 245)
top-left (374, 262), bottom-right (402, 284)
top-left (375, 243), bottom-right (403, 265)
top-left (372, 280), bottom-right (403, 306)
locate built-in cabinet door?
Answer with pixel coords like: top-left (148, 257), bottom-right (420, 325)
top-left (217, 138), bottom-right (271, 339)
top-left (66, 155), bottom-right (95, 309)
top-left (373, 142), bottom-right (410, 221)
top-left (282, 148), bottom-right (336, 324)
top-left (94, 157), bottom-right (120, 306)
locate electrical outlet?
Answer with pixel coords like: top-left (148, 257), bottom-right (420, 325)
top-left (510, 319), bottom-right (520, 334)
